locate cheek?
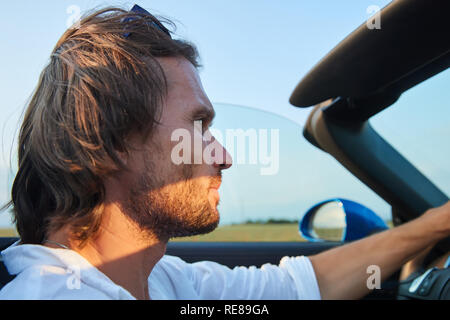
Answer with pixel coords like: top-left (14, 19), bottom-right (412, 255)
top-left (168, 124), bottom-right (206, 165)
top-left (163, 122), bottom-right (219, 173)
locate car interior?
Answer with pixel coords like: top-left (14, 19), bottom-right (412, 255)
top-left (0, 0), bottom-right (448, 300)
top-left (289, 0), bottom-right (449, 299)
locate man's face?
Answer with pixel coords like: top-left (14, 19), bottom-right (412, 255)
top-left (119, 57), bottom-right (232, 241)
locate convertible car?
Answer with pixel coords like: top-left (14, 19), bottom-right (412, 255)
top-left (0, 0), bottom-right (448, 299)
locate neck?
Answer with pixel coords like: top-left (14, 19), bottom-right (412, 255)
top-left (46, 204), bottom-right (167, 300)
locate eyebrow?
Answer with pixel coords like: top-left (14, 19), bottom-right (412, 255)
top-left (190, 105), bottom-right (216, 123)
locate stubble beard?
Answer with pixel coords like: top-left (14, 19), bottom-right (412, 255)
top-left (123, 153), bottom-right (220, 242)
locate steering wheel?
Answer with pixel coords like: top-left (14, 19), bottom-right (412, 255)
top-left (396, 240), bottom-right (450, 299)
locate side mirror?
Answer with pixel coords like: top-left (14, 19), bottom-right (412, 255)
top-left (299, 198), bottom-right (388, 242)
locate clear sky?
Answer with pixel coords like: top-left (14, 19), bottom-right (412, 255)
top-left (0, 1), bottom-right (448, 227)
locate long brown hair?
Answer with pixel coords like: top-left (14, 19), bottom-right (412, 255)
top-left (7, 7), bottom-right (199, 245)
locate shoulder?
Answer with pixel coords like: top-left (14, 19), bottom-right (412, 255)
top-left (155, 255), bottom-right (231, 277)
top-left (157, 254), bottom-right (189, 267)
top-left (150, 255), bottom-right (235, 299)
top-left (0, 265), bottom-right (110, 300)
top-left (152, 255), bottom-right (194, 279)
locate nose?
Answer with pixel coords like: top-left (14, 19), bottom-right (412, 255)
top-left (213, 141), bottom-right (233, 171)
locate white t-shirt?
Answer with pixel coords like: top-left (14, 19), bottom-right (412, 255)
top-left (0, 241), bottom-right (321, 300)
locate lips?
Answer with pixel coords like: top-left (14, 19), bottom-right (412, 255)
top-left (209, 179), bottom-right (221, 206)
top-left (209, 183), bottom-right (221, 190)
top-left (209, 175), bottom-right (222, 190)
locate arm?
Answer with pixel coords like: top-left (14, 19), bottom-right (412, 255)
top-left (309, 201), bottom-right (450, 300)
top-left (187, 256), bottom-right (320, 299)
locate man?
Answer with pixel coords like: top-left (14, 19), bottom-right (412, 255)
top-left (0, 5), bottom-right (449, 300)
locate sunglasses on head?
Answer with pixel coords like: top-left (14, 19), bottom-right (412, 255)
top-left (123, 4), bottom-right (172, 39)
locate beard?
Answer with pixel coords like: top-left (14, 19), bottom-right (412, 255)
top-left (122, 152), bottom-right (221, 242)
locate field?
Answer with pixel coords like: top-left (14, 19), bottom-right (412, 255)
top-left (173, 223), bottom-right (307, 242)
top-left (0, 224), bottom-right (350, 242)
top-left (0, 224), bottom-right (306, 241)
top-left (0, 229), bottom-right (18, 237)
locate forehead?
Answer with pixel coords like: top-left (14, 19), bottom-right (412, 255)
top-left (157, 57), bottom-right (214, 123)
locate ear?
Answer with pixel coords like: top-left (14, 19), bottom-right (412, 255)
top-left (114, 133), bottom-right (143, 167)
